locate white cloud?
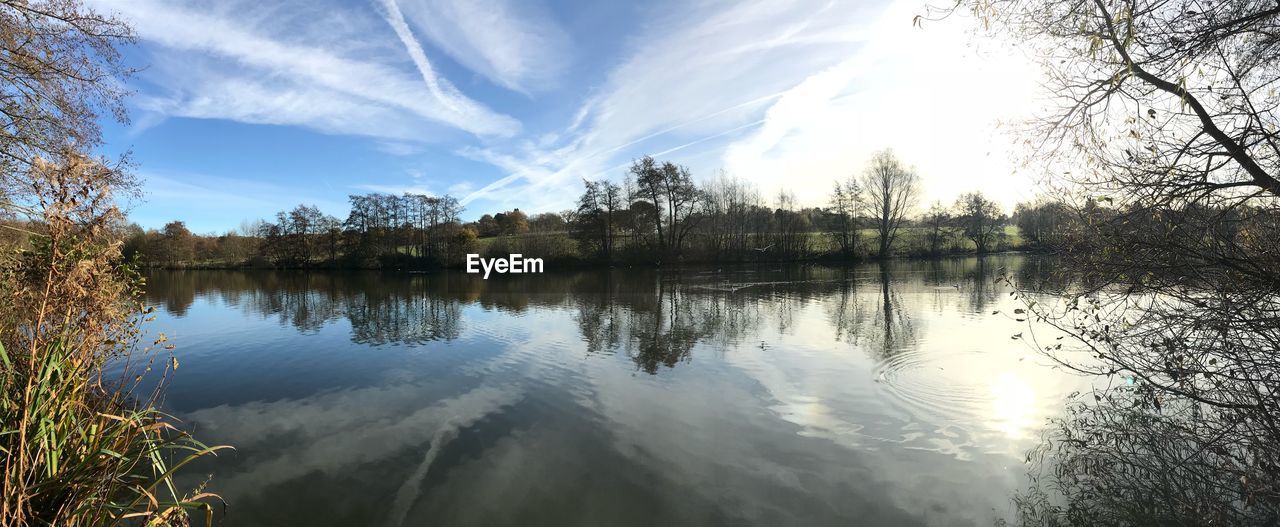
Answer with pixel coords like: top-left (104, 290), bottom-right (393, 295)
top-left (721, 0), bottom-right (1042, 211)
top-left (456, 0), bottom-right (887, 210)
top-left (136, 66), bottom-right (435, 141)
top-left (575, 0), bottom-right (877, 151)
top-left (376, 141), bottom-right (425, 156)
top-left (455, 146), bottom-right (562, 207)
top-left (460, 0), bottom-right (1043, 214)
top-left (90, 0), bottom-right (519, 140)
top-left (101, 0), bottom-right (1045, 219)
top-left (352, 166), bottom-right (438, 196)
top-left (184, 384), bottom-right (521, 503)
top-left (446, 181), bottom-right (476, 196)
top-left (393, 0), bottom-right (571, 93)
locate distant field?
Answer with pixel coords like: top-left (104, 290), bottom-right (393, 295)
top-left (804, 226), bottom-right (1024, 254)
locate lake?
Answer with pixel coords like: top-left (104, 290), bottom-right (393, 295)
top-left (143, 255), bottom-right (1088, 526)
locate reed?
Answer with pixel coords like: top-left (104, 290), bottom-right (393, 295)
top-left (1, 153), bottom-right (227, 527)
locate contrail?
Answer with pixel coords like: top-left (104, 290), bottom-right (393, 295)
top-left (385, 419), bottom-right (460, 527)
top-left (377, 0), bottom-right (455, 112)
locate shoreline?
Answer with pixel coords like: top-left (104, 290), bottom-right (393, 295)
top-left (139, 249), bottom-right (1044, 273)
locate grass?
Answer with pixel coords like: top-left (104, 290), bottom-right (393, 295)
top-left (1, 340), bottom-right (225, 526)
top-left (2, 154), bottom-right (227, 526)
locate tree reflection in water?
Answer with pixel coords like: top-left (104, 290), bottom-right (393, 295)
top-left (1001, 286), bottom-right (1280, 525)
top-left (144, 259), bottom-right (1025, 373)
top-left (140, 256), bottom-right (1138, 526)
top-left (979, 255), bottom-right (1280, 525)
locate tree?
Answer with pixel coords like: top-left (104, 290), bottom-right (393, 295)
top-left (953, 192), bottom-right (1003, 254)
top-left (447, 226), bottom-right (478, 263)
top-left (627, 199), bottom-right (657, 237)
top-left (858, 150), bottom-right (919, 258)
top-left (936, 0), bottom-right (1280, 202)
top-left (921, 201), bottom-right (952, 255)
top-left (0, 1), bottom-right (136, 202)
top-left (426, 194), bottom-right (465, 263)
top-left (340, 192), bottom-right (465, 266)
top-left (320, 214), bottom-right (343, 264)
top-left (289, 204), bottom-right (325, 264)
top-left (630, 156), bottom-right (703, 258)
top-left (213, 231), bottom-right (259, 264)
top-left (573, 179), bottom-right (622, 261)
top-left (828, 176), bottom-right (861, 258)
top-left (772, 190), bottom-right (812, 260)
top-left (631, 157), bottom-right (666, 249)
top-left (497, 208), bottom-right (529, 235)
top-left (529, 212), bottom-right (566, 232)
top-left (121, 222), bottom-right (146, 262)
top-left (257, 219), bottom-right (287, 267)
top-left (476, 214), bottom-right (498, 237)
top-left (1012, 200), bottom-right (1072, 249)
top-left (701, 173), bottom-right (761, 261)
top-left (930, 0), bottom-right (1280, 522)
top-left (263, 204), bottom-right (326, 267)
top-left (487, 208), bottom-right (529, 236)
top-left (159, 221), bottom-right (195, 266)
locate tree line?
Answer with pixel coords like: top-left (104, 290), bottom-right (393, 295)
top-left (123, 149), bottom-right (1074, 269)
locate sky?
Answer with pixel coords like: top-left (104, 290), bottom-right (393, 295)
top-left (88, 0), bottom-right (1046, 234)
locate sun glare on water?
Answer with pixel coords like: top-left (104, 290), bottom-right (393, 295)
top-left (988, 371), bottom-right (1037, 439)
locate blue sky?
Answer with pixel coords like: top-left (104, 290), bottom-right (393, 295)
top-left (90, 0), bottom-right (1042, 234)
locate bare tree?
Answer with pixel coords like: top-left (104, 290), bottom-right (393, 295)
top-left (0, 1), bottom-right (136, 202)
top-left (631, 155), bottom-right (704, 259)
top-left (921, 201), bottom-right (952, 255)
top-left (772, 190), bottom-right (812, 260)
top-left (858, 150), bottom-right (920, 258)
top-left (927, 0), bottom-right (1280, 523)
top-left (701, 173), bottom-right (762, 261)
top-left (573, 179), bottom-right (622, 261)
top-left (601, 181), bottom-right (621, 258)
top-left (828, 176), bottom-right (862, 258)
top-left (931, 0), bottom-right (1280, 204)
top-left (320, 214), bottom-right (343, 264)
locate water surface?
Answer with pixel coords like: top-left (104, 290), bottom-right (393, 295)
top-left (144, 255), bottom-right (1085, 526)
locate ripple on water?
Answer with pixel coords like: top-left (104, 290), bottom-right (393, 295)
top-left (871, 348), bottom-right (997, 427)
